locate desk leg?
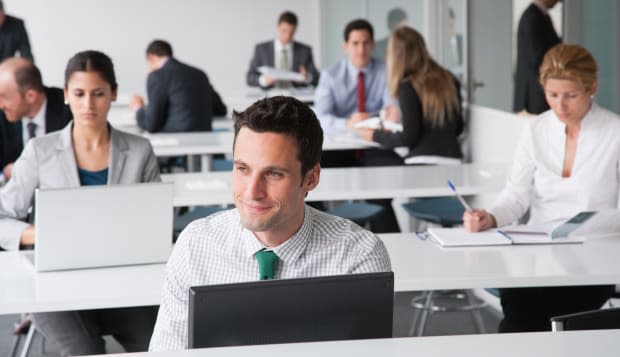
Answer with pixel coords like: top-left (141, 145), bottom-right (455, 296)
top-left (187, 155), bottom-right (196, 172)
top-left (201, 154), bottom-right (212, 173)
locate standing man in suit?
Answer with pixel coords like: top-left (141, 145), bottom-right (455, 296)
top-left (246, 11), bottom-right (319, 89)
top-left (0, 1), bottom-right (33, 62)
top-left (130, 39), bottom-right (227, 133)
top-left (513, 0), bottom-right (561, 114)
top-left (0, 57), bottom-right (71, 181)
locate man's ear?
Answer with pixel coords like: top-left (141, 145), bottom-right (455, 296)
top-left (23, 88), bottom-right (38, 104)
top-left (303, 164), bottom-right (321, 193)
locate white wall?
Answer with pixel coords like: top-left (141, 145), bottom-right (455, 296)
top-left (7, 0), bottom-right (320, 108)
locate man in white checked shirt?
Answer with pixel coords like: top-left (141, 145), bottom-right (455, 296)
top-left (149, 96), bottom-right (391, 351)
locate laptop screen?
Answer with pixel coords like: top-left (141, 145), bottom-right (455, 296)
top-left (33, 182), bottom-right (173, 271)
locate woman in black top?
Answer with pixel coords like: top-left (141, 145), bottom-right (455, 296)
top-left (358, 26), bottom-right (463, 161)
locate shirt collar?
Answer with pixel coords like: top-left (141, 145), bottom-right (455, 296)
top-left (23, 98), bottom-right (47, 125)
top-left (550, 100), bottom-right (597, 132)
top-left (241, 205), bottom-right (312, 265)
top-left (346, 58), bottom-right (373, 79)
top-left (274, 39), bottom-right (292, 52)
top-left (533, 1), bottom-right (550, 14)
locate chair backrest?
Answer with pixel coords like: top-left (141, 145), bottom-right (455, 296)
top-left (551, 307), bottom-right (620, 331)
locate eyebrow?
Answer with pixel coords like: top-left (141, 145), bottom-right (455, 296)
top-left (233, 160), bottom-right (292, 173)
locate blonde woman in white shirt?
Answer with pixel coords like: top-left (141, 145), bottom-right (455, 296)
top-left (463, 44), bottom-right (619, 332)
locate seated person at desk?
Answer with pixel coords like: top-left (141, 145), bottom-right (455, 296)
top-left (463, 44), bottom-right (619, 332)
top-left (246, 11), bottom-right (319, 89)
top-left (0, 57), bottom-right (71, 181)
top-left (149, 96), bottom-right (391, 351)
top-left (0, 50), bottom-right (160, 355)
top-left (314, 18), bottom-right (396, 135)
top-left (356, 26), bottom-right (463, 163)
top-left (314, 19), bottom-right (402, 233)
top-left (130, 39), bottom-right (227, 133)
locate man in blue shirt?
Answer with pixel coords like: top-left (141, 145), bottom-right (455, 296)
top-left (313, 19), bottom-right (402, 233)
top-left (314, 19), bottom-right (393, 133)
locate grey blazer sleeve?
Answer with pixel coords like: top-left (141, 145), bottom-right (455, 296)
top-left (0, 141), bottom-right (39, 250)
top-left (142, 141), bottom-right (161, 183)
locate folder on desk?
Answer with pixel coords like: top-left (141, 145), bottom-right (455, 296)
top-left (427, 228), bottom-right (512, 247)
top-left (427, 227), bottom-right (585, 247)
top-left (428, 212), bottom-right (600, 247)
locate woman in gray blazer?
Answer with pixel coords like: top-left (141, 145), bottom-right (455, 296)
top-left (0, 51), bottom-right (160, 355)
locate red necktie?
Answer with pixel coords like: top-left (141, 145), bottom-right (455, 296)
top-left (357, 71), bottom-right (365, 113)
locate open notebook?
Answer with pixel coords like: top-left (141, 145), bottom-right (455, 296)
top-left (427, 211), bottom-right (598, 247)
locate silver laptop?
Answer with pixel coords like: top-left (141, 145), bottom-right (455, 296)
top-left (28, 182), bottom-right (174, 272)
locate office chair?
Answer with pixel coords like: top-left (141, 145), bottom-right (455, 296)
top-left (9, 314), bottom-right (41, 357)
top-left (402, 197), bottom-right (487, 336)
top-left (551, 307), bottom-right (620, 331)
top-left (401, 197), bottom-right (465, 228)
top-left (174, 205), bottom-right (227, 240)
top-left (326, 201), bottom-right (384, 229)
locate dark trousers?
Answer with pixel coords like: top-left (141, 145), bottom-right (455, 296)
top-left (32, 306), bottom-right (158, 356)
top-left (498, 285), bottom-right (614, 332)
top-left (320, 148), bottom-right (403, 234)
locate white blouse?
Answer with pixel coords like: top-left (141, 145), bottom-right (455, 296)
top-left (490, 102), bottom-right (620, 227)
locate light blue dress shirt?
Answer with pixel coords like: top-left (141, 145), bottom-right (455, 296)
top-left (314, 58), bottom-right (392, 132)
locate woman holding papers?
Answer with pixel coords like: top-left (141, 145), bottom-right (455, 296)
top-left (356, 26), bottom-right (463, 164)
top-left (0, 51), bottom-right (159, 355)
top-left (463, 44), bottom-right (619, 332)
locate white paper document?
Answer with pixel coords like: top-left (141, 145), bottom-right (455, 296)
top-left (427, 228), bottom-right (512, 247)
top-left (427, 211), bottom-right (617, 248)
top-left (354, 117), bottom-right (403, 132)
top-left (258, 66), bottom-right (305, 82)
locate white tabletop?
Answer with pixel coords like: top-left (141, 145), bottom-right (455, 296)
top-left (163, 163), bottom-right (509, 207)
top-left (384, 232), bottom-right (620, 292)
top-left (3, 230), bottom-right (620, 315)
top-left (0, 251), bottom-right (165, 314)
top-left (85, 330), bottom-right (620, 357)
top-left (145, 130), bottom-right (378, 157)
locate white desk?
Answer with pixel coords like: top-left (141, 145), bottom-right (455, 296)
top-left (0, 252), bottom-right (165, 314)
top-left (87, 330), bottom-right (620, 357)
top-left (148, 130), bottom-right (379, 172)
top-left (384, 232), bottom-right (620, 292)
top-left (163, 163), bottom-right (509, 207)
top-left (108, 104), bottom-right (380, 172)
top-left (3, 231), bottom-right (619, 315)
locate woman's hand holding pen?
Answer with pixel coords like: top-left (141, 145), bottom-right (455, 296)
top-left (463, 210), bottom-right (497, 233)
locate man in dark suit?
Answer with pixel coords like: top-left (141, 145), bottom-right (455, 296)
top-left (246, 11), bottom-right (319, 89)
top-left (0, 57), bottom-right (70, 180)
top-left (513, 0), bottom-right (561, 114)
top-left (0, 1), bottom-right (34, 62)
top-left (130, 39), bottom-right (227, 133)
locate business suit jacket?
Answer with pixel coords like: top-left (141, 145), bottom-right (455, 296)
top-left (513, 3), bottom-right (561, 114)
top-left (0, 87), bottom-right (72, 170)
top-left (0, 122), bottom-right (160, 250)
top-left (136, 58), bottom-right (227, 133)
top-left (0, 15), bottom-right (33, 62)
top-left (246, 40), bottom-right (319, 88)
top-left (373, 79), bottom-right (463, 159)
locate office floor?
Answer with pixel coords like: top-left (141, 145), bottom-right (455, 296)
top-left (0, 291), bottom-right (502, 356)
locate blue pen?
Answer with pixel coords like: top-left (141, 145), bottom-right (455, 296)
top-left (447, 180), bottom-right (472, 211)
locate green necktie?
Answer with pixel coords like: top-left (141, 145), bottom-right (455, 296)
top-left (255, 249), bottom-right (279, 280)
